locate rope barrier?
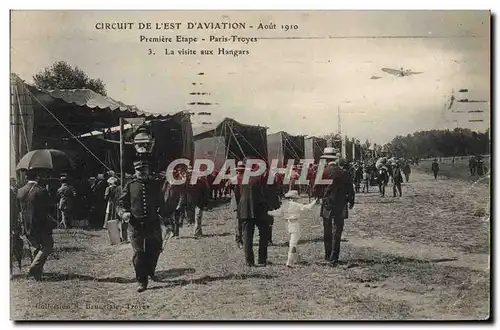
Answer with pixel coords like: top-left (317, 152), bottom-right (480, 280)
top-left (283, 135), bottom-right (301, 160)
top-left (231, 124), bottom-right (267, 160)
top-left (227, 123), bottom-right (248, 159)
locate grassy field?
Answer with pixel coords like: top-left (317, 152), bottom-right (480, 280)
top-left (416, 156), bottom-right (490, 183)
top-left (10, 170), bottom-right (491, 320)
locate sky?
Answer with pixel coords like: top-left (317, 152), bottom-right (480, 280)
top-left (10, 10), bottom-right (490, 144)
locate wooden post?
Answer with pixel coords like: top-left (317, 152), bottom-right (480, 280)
top-left (119, 118), bottom-right (125, 189)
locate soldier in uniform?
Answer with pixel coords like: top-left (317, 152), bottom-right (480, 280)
top-left (117, 160), bottom-right (165, 292)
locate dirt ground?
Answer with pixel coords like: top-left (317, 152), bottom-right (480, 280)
top-left (10, 169), bottom-right (490, 320)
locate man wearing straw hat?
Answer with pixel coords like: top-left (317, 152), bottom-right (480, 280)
top-left (117, 160), bottom-right (165, 292)
top-left (313, 148), bottom-right (355, 266)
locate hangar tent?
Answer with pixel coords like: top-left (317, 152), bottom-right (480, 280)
top-left (73, 112), bottom-right (194, 174)
top-left (192, 117), bottom-right (268, 170)
top-left (304, 137), bottom-right (327, 163)
top-left (267, 131), bottom-right (305, 168)
top-left (10, 73), bottom-right (190, 181)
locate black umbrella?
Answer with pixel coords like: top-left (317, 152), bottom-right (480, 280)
top-left (16, 149), bottom-right (72, 172)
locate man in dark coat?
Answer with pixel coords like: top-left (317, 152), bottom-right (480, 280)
top-left (91, 174), bottom-right (107, 228)
top-left (17, 170), bottom-right (56, 280)
top-left (377, 166), bottom-right (390, 197)
top-left (117, 160), bottom-right (165, 292)
top-left (183, 167), bottom-right (211, 238)
top-left (162, 168), bottom-right (185, 237)
top-left (469, 156), bottom-right (477, 176)
top-left (402, 161), bottom-right (411, 182)
top-left (392, 162), bottom-right (404, 197)
top-left (313, 148), bottom-right (355, 266)
top-left (353, 163), bottom-right (363, 193)
top-left (476, 156), bottom-right (486, 176)
top-left (234, 160), bottom-right (280, 267)
top-left (11, 180), bottom-right (23, 275)
top-left (431, 158), bottom-right (439, 179)
top-left (229, 161), bottom-right (245, 248)
top-left (57, 176), bottom-right (76, 228)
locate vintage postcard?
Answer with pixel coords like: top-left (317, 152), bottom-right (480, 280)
top-left (9, 10), bottom-right (491, 320)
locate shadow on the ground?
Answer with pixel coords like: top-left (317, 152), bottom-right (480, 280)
top-left (179, 232), bottom-right (232, 239)
top-left (154, 268), bottom-right (196, 281)
top-left (339, 256), bottom-right (459, 268)
top-left (261, 237), bottom-right (348, 248)
top-left (53, 246), bottom-right (86, 253)
top-left (201, 232), bottom-right (232, 238)
top-left (358, 199), bottom-right (399, 204)
top-left (206, 198), bottom-right (231, 209)
top-left (11, 267), bottom-right (197, 284)
top-left (148, 273), bottom-right (277, 291)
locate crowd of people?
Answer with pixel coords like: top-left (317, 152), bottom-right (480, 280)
top-left (12, 148), bottom-right (485, 293)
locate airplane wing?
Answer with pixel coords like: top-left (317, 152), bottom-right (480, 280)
top-left (381, 68), bottom-right (401, 76)
top-left (407, 71), bottom-right (423, 76)
top-left (370, 76), bottom-right (382, 80)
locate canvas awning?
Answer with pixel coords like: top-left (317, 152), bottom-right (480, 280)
top-left (10, 73), bottom-right (192, 179)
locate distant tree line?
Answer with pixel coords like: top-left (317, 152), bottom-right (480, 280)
top-left (388, 128), bottom-right (490, 159)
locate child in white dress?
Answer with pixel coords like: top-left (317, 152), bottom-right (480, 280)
top-left (269, 190), bottom-right (318, 267)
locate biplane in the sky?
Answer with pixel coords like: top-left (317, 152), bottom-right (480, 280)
top-left (381, 67), bottom-right (423, 77)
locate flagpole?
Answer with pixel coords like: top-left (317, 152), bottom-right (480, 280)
top-left (119, 118), bottom-right (125, 190)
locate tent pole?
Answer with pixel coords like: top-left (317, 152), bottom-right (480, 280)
top-left (119, 118), bottom-right (125, 189)
top-left (12, 88), bottom-right (20, 182)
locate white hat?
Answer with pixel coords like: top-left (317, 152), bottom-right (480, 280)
top-left (320, 147), bottom-right (339, 160)
top-left (107, 177), bottom-right (118, 185)
top-left (284, 190), bottom-right (300, 199)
